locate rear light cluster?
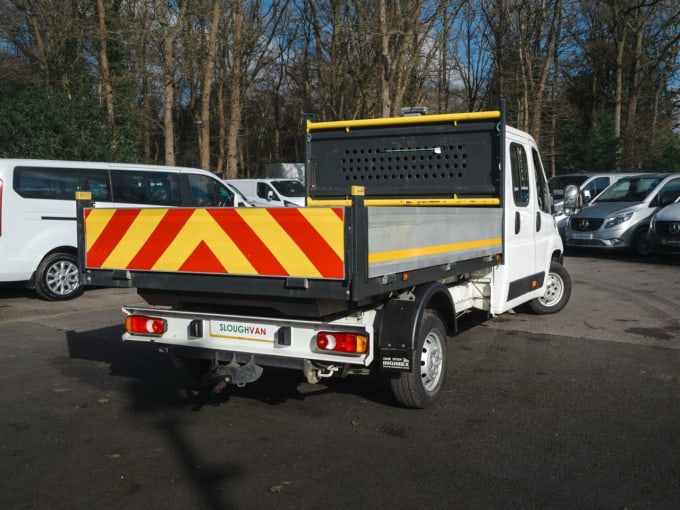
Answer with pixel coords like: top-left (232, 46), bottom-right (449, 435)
top-left (125, 315), bottom-right (167, 336)
top-left (316, 332), bottom-right (368, 354)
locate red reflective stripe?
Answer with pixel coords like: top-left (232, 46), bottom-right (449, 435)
top-left (207, 209), bottom-right (288, 275)
top-left (267, 208), bottom-right (344, 278)
top-left (87, 209), bottom-right (141, 267)
top-left (126, 208), bottom-right (194, 269)
top-left (179, 240), bottom-right (228, 273)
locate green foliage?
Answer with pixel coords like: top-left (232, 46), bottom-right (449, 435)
top-left (644, 134), bottom-right (680, 173)
top-left (556, 111), bottom-right (620, 174)
top-left (0, 84), bottom-right (138, 162)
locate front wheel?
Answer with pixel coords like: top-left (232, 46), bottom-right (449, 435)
top-left (632, 228), bottom-right (652, 257)
top-left (34, 252), bottom-right (83, 301)
top-left (390, 312), bottom-right (447, 409)
top-left (528, 261), bottom-right (571, 314)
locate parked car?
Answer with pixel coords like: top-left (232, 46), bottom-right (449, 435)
top-left (646, 197), bottom-right (680, 255)
top-left (549, 172), bottom-right (640, 237)
top-left (0, 159), bottom-right (238, 300)
top-left (564, 173), bottom-right (680, 256)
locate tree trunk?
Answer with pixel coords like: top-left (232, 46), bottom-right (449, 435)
top-left (95, 0), bottom-right (115, 125)
top-left (199, 1), bottom-right (221, 171)
top-left (161, 2), bottom-right (187, 166)
top-left (225, 0), bottom-right (243, 179)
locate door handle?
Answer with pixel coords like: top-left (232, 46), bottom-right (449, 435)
top-left (515, 211), bottom-right (520, 234)
top-left (536, 211), bottom-right (541, 232)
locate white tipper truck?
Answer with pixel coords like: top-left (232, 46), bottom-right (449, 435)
top-left (76, 104), bottom-right (571, 408)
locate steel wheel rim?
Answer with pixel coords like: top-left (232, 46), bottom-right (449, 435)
top-left (420, 330), bottom-right (444, 392)
top-left (46, 260), bottom-right (80, 296)
top-left (538, 272), bottom-right (564, 308)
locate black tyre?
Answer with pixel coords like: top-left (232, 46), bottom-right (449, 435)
top-left (528, 261), bottom-right (571, 314)
top-left (632, 228), bottom-right (652, 257)
top-left (34, 252), bottom-right (83, 301)
top-left (390, 311), bottom-right (447, 409)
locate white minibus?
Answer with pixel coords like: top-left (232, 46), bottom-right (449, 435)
top-left (0, 159), bottom-right (240, 300)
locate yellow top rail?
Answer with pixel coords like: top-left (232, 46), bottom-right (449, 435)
top-left (307, 110), bottom-right (501, 133)
top-left (306, 196), bottom-right (501, 207)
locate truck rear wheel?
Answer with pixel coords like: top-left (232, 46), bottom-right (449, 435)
top-left (390, 311), bottom-right (447, 409)
top-left (35, 252), bottom-right (83, 301)
top-left (528, 261), bottom-right (571, 314)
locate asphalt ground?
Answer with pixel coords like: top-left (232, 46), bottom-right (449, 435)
top-left (0, 253), bottom-right (679, 510)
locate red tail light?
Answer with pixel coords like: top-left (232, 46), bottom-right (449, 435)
top-left (125, 315), bottom-right (167, 336)
top-left (316, 332), bottom-right (368, 354)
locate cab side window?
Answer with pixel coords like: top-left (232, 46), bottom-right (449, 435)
top-left (531, 148), bottom-right (550, 213)
top-left (510, 143), bottom-right (530, 207)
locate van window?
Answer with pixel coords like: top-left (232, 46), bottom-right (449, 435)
top-left (271, 180), bottom-right (305, 197)
top-left (111, 170), bottom-right (182, 205)
top-left (510, 143), bottom-right (530, 207)
top-left (584, 177), bottom-right (610, 197)
top-left (187, 173), bottom-right (234, 207)
top-left (257, 182), bottom-right (278, 201)
top-left (14, 166), bottom-right (111, 201)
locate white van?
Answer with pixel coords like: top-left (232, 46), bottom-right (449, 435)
top-left (225, 178), bottom-right (306, 207)
top-left (0, 159), bottom-right (239, 300)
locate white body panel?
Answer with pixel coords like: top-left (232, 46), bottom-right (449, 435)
top-left (0, 159), bottom-right (235, 284)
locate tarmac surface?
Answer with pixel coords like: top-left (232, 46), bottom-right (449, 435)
top-left (0, 252), bottom-right (679, 509)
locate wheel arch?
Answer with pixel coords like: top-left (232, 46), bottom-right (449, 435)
top-left (377, 282), bottom-right (456, 353)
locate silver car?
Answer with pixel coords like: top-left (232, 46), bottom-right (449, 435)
top-left (564, 173), bottom-right (680, 256)
top-left (647, 199), bottom-right (680, 255)
top-left (549, 172), bottom-right (639, 237)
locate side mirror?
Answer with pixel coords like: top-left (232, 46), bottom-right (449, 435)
top-left (562, 185), bottom-right (580, 216)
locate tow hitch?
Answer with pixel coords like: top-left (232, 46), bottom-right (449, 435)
top-left (203, 356), bottom-right (264, 393)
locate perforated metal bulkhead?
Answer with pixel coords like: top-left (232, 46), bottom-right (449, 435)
top-left (306, 120), bottom-right (501, 199)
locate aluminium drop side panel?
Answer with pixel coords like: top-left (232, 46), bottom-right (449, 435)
top-left (366, 206), bottom-right (503, 278)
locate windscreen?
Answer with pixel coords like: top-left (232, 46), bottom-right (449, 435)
top-left (594, 176), bottom-right (663, 203)
top-left (271, 180), bottom-right (305, 197)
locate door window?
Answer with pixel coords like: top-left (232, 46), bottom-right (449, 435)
top-left (510, 143), bottom-right (530, 207)
top-left (531, 148), bottom-right (550, 213)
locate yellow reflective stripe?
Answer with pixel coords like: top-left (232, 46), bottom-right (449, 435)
top-left (297, 207), bottom-right (344, 259)
top-left (237, 208), bottom-right (321, 277)
top-left (101, 209), bottom-right (166, 268)
top-left (84, 209), bottom-right (116, 251)
top-left (368, 237), bottom-right (502, 264)
top-left (151, 209), bottom-right (255, 273)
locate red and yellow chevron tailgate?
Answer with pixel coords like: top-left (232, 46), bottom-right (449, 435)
top-left (84, 207), bottom-right (345, 279)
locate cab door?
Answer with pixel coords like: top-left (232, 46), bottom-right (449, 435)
top-left (493, 132), bottom-right (552, 313)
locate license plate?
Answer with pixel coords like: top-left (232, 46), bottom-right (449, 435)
top-left (661, 239), bottom-right (680, 246)
top-left (209, 320), bottom-right (277, 343)
top-left (572, 233), bottom-right (593, 240)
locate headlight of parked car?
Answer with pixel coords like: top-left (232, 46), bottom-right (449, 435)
top-left (604, 211), bottom-right (633, 228)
